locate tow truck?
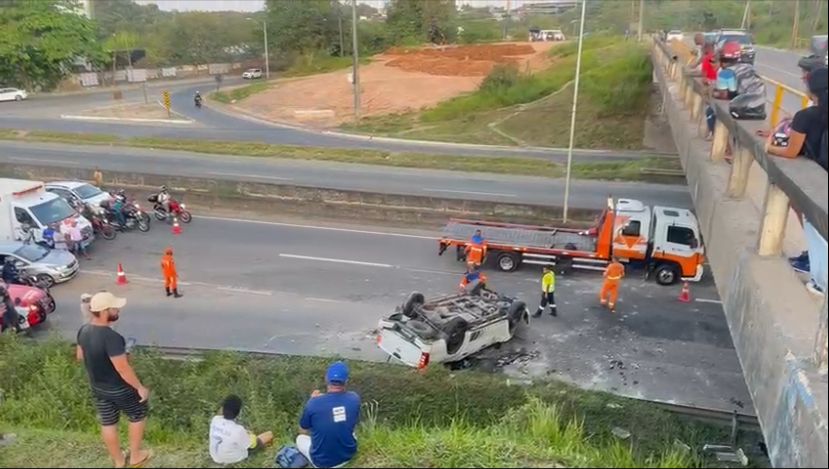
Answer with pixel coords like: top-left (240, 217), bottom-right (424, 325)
top-left (438, 198), bottom-right (705, 285)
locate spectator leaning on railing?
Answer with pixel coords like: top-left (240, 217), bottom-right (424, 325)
top-left (765, 67), bottom-right (828, 297)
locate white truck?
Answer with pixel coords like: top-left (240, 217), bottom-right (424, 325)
top-left (377, 290), bottom-right (529, 368)
top-left (0, 178), bottom-right (94, 249)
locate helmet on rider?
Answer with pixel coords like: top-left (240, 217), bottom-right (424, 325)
top-left (160, 185), bottom-right (168, 192)
top-left (719, 41), bottom-right (742, 62)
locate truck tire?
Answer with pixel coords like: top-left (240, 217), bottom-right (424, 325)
top-left (444, 317), bottom-right (468, 355)
top-left (406, 320), bottom-right (436, 339)
top-left (497, 252), bottom-right (521, 272)
top-left (402, 292), bottom-right (425, 318)
top-left (655, 263), bottom-right (679, 285)
top-left (507, 301), bottom-right (528, 335)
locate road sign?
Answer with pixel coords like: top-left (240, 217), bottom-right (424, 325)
top-left (162, 90), bottom-right (171, 117)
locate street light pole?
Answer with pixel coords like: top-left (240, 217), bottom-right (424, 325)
top-left (351, 0), bottom-right (361, 119)
top-left (263, 20), bottom-right (270, 79)
top-left (562, 0), bottom-right (587, 224)
top-left (637, 0), bottom-right (644, 42)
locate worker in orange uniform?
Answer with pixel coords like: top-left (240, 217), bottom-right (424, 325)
top-left (600, 257), bottom-right (625, 313)
top-left (464, 229), bottom-right (487, 267)
top-left (161, 247), bottom-right (182, 298)
top-left (459, 265), bottom-right (487, 295)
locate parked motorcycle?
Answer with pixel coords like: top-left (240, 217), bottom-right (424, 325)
top-left (89, 213), bottom-right (117, 240)
top-left (150, 195), bottom-right (192, 223)
top-left (102, 201), bottom-right (150, 233)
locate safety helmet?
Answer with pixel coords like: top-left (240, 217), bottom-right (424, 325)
top-left (720, 41), bottom-right (742, 61)
top-left (160, 185), bottom-right (168, 191)
top-left (165, 247), bottom-right (173, 255)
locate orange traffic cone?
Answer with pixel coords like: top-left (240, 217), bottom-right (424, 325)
top-left (678, 281), bottom-right (691, 303)
top-left (116, 263), bottom-right (128, 285)
top-left (171, 216), bottom-right (182, 235)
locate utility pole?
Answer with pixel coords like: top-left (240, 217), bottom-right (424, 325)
top-left (740, 0), bottom-right (751, 30)
top-left (351, 0), bottom-right (361, 120)
top-left (338, 8), bottom-right (344, 57)
top-left (563, 0), bottom-right (587, 224)
top-left (637, 0), bottom-right (644, 42)
top-left (263, 21), bottom-right (270, 79)
top-left (790, 0), bottom-right (800, 48)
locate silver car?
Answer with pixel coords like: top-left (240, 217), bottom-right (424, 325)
top-left (45, 181), bottom-right (112, 213)
top-left (0, 242), bottom-right (79, 287)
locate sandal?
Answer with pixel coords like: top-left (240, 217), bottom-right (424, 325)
top-left (115, 451), bottom-right (128, 469)
top-left (129, 449), bottom-right (153, 468)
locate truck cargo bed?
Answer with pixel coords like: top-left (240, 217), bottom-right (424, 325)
top-left (443, 220), bottom-right (597, 252)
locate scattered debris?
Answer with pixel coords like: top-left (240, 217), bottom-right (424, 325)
top-left (729, 398), bottom-right (745, 409)
top-left (611, 427), bottom-right (631, 440)
top-left (704, 444), bottom-right (749, 467)
top-left (494, 349), bottom-right (540, 368)
top-left (350, 347), bottom-right (362, 352)
top-left (505, 378), bottom-right (534, 387)
top-left (673, 439), bottom-right (691, 454)
top-left (609, 359), bottom-right (625, 370)
top-left (606, 403), bottom-right (623, 409)
top-left (0, 433), bottom-right (16, 447)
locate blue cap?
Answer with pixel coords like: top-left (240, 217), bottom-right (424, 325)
top-left (326, 361), bottom-right (349, 385)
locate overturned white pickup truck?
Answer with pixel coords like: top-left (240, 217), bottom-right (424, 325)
top-left (377, 290), bottom-right (529, 368)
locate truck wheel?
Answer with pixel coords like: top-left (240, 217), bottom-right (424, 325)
top-left (402, 292), bottom-right (425, 318)
top-left (507, 301), bottom-right (528, 335)
top-left (497, 252), bottom-right (520, 272)
top-left (655, 263), bottom-right (679, 285)
top-left (444, 317), bottom-right (468, 355)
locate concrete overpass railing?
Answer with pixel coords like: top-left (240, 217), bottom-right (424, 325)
top-left (651, 37), bottom-right (827, 468)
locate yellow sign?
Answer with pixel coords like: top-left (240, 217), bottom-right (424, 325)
top-left (162, 90), bottom-right (171, 110)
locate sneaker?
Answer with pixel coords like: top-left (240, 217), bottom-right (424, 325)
top-left (806, 280), bottom-right (825, 297)
top-left (791, 257), bottom-right (810, 274)
top-left (532, 310), bottom-right (542, 318)
top-left (788, 251), bottom-right (808, 263)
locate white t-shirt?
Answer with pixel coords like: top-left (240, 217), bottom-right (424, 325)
top-left (208, 415), bottom-right (256, 464)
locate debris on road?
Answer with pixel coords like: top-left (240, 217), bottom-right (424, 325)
top-left (611, 427), bottom-right (631, 440)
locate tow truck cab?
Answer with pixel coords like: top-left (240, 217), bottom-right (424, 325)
top-left (611, 199), bottom-right (704, 284)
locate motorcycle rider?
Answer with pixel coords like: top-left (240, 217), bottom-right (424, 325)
top-left (0, 284), bottom-right (21, 333)
top-left (2, 258), bottom-right (19, 284)
top-left (194, 91), bottom-right (202, 107)
top-left (157, 185), bottom-right (171, 215)
top-left (111, 194), bottom-right (127, 228)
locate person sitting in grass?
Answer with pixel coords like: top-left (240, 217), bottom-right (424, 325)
top-left (209, 394), bottom-right (273, 465)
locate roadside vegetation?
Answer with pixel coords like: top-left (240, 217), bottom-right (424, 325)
top-left (212, 82), bottom-right (273, 104)
top-left (0, 336), bottom-right (759, 467)
top-left (341, 37), bottom-right (654, 150)
top-left (0, 129), bottom-right (681, 184)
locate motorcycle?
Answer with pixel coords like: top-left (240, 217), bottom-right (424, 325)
top-left (89, 212), bottom-right (117, 240)
top-left (0, 306), bottom-right (32, 334)
top-left (194, 95), bottom-right (202, 108)
top-left (12, 274), bottom-right (53, 291)
top-left (102, 200), bottom-right (150, 233)
top-left (150, 195), bottom-right (192, 223)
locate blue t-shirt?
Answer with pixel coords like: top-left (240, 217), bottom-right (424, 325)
top-left (299, 391), bottom-right (361, 468)
top-left (716, 68), bottom-right (738, 95)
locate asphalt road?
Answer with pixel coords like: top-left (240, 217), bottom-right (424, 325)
top-left (0, 140), bottom-right (693, 209)
top-left (754, 45), bottom-right (812, 116)
top-left (40, 214), bottom-right (751, 413)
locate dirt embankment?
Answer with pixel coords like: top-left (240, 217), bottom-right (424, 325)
top-left (229, 42), bottom-right (555, 128)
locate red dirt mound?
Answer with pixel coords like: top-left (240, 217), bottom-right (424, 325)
top-left (383, 43), bottom-right (538, 77)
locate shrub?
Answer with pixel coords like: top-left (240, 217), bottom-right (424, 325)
top-left (479, 64), bottom-right (521, 92)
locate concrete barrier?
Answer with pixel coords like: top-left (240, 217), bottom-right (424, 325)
top-left (0, 163), bottom-right (597, 228)
top-left (651, 38), bottom-right (827, 468)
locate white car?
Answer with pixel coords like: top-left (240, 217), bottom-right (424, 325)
top-left (0, 87), bottom-right (27, 102)
top-left (242, 68), bottom-right (263, 79)
top-left (666, 30), bottom-right (684, 42)
top-left (377, 290), bottom-right (529, 368)
top-left (45, 181), bottom-right (112, 213)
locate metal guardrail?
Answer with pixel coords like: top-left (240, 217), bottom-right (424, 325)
top-left (668, 38), bottom-right (810, 125)
top-left (653, 37), bottom-right (828, 245)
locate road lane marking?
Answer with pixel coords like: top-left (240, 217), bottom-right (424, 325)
top-left (421, 188), bottom-right (517, 198)
top-left (7, 156), bottom-right (81, 165)
top-left (80, 270), bottom-right (272, 296)
top-left (279, 253), bottom-right (393, 268)
top-left (695, 298), bottom-right (722, 304)
top-left (60, 114), bottom-right (193, 124)
top-left (754, 62), bottom-right (801, 80)
top-left (207, 171), bottom-right (292, 181)
top-left (306, 297), bottom-right (346, 303)
top-left (199, 215), bottom-right (436, 240)
top-left (403, 267), bottom-right (459, 276)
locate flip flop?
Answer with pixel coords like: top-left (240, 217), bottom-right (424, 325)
top-left (129, 449), bottom-right (153, 468)
top-left (115, 451), bottom-right (128, 469)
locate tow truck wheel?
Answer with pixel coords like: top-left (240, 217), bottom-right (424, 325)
top-left (655, 263), bottom-right (679, 285)
top-left (497, 252), bottom-right (520, 272)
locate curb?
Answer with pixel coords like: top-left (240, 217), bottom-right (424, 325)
top-left (60, 115), bottom-right (193, 125)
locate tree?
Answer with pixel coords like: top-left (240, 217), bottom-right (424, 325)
top-left (0, 0), bottom-right (105, 90)
top-left (265, 0), bottom-right (343, 57)
top-left (387, 0), bottom-right (457, 44)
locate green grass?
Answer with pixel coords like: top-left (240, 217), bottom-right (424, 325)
top-left (211, 81), bottom-right (273, 104)
top-left (0, 336), bottom-right (757, 467)
top-left (0, 129), bottom-right (681, 183)
top-left (283, 53), bottom-right (371, 78)
top-left (342, 38), bottom-right (655, 150)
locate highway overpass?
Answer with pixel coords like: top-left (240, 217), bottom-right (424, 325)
top-left (651, 39), bottom-right (827, 467)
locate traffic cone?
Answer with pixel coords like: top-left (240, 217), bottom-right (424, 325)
top-left (116, 263), bottom-right (128, 285)
top-left (171, 216), bottom-right (182, 235)
top-left (678, 281), bottom-right (691, 303)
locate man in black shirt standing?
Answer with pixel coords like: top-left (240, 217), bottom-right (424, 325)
top-left (76, 292), bottom-right (152, 467)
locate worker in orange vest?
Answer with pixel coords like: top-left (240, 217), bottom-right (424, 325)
top-left (464, 230), bottom-right (487, 267)
top-left (459, 265), bottom-right (487, 294)
top-left (161, 247), bottom-right (182, 298)
top-left (600, 257), bottom-right (625, 313)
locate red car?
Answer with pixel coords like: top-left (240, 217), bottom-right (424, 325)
top-left (2, 282), bottom-right (55, 329)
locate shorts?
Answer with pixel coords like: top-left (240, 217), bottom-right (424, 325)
top-left (92, 386), bottom-right (148, 426)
